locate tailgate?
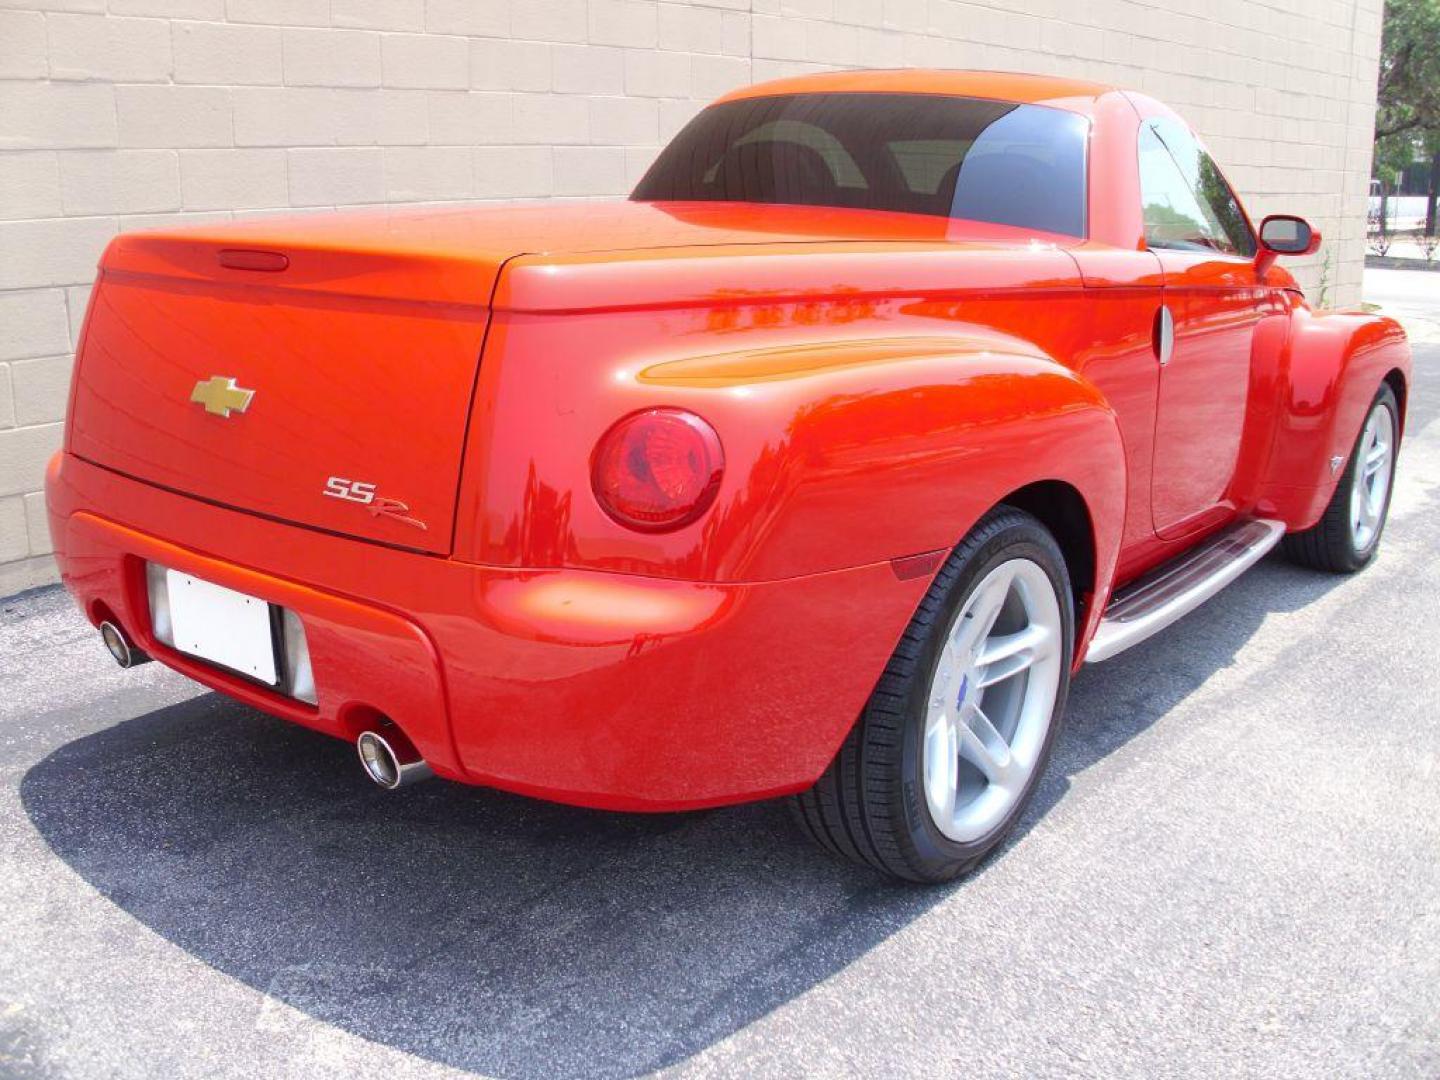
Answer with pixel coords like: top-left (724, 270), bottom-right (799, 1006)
top-left (69, 234), bottom-right (495, 555)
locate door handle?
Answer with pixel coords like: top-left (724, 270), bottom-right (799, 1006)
top-left (1154, 304), bottom-right (1174, 367)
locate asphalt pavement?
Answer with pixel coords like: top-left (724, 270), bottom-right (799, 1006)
top-left (2, 269), bottom-right (1436, 1080)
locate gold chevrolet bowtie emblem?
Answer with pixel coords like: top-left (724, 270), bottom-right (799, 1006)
top-left (190, 376), bottom-right (255, 418)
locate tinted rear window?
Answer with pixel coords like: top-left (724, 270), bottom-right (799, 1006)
top-left (632, 92), bottom-right (1088, 238)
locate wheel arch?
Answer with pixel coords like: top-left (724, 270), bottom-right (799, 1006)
top-left (999, 479), bottom-right (1097, 629)
top-left (1383, 366), bottom-right (1409, 439)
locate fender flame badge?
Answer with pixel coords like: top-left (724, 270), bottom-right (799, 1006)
top-left (323, 477), bottom-right (428, 531)
top-left (367, 496), bottom-right (428, 532)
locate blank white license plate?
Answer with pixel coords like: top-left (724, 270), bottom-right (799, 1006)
top-left (165, 570), bottom-right (277, 684)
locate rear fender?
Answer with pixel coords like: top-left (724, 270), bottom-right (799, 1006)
top-left (457, 317), bottom-right (1126, 594)
top-left (1258, 304), bottom-right (1411, 529)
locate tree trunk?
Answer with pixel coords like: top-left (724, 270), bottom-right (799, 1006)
top-left (1427, 147), bottom-right (1440, 237)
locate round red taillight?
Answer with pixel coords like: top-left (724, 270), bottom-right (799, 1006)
top-left (591, 408), bottom-right (724, 532)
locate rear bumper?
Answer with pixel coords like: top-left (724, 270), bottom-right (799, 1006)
top-left (46, 452), bottom-right (931, 810)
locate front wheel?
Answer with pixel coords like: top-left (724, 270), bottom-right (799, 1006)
top-left (790, 507), bottom-right (1074, 883)
top-left (1281, 384), bottom-right (1400, 573)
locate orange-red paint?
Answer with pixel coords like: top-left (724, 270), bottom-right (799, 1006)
top-left (47, 72), bottom-right (1411, 811)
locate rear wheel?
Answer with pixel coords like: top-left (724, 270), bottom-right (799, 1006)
top-left (790, 507), bottom-right (1073, 883)
top-left (1281, 384), bottom-right (1399, 573)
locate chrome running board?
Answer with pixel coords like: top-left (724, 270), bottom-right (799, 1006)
top-left (1085, 518), bottom-right (1285, 663)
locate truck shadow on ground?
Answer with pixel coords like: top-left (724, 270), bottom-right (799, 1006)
top-left (21, 554), bottom-right (1346, 1080)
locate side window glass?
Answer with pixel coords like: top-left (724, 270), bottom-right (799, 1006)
top-left (1139, 121), bottom-right (1254, 256)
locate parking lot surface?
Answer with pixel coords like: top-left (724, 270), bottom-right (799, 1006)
top-left (2, 269), bottom-right (1436, 1079)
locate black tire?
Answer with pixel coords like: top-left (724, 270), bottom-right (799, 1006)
top-left (1281, 383), bottom-right (1400, 574)
top-left (789, 506), bottom-right (1074, 883)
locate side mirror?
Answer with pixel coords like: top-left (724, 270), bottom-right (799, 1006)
top-left (1255, 214), bottom-right (1321, 275)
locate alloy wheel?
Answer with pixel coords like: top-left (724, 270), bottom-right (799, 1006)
top-left (1350, 400), bottom-right (1396, 551)
top-left (921, 557), bottom-right (1064, 843)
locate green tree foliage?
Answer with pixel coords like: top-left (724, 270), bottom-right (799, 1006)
top-left (1376, 0), bottom-right (1440, 141)
top-left (1374, 0), bottom-right (1440, 233)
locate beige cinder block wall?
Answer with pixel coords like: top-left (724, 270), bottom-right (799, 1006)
top-left (0, 0), bottom-right (1383, 594)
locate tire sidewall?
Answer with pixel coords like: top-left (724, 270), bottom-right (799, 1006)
top-left (894, 515), bottom-right (1075, 875)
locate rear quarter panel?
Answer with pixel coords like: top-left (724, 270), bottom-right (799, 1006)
top-left (455, 247), bottom-right (1130, 605)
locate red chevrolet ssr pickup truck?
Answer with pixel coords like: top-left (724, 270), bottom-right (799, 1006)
top-left (47, 71), bottom-right (1410, 882)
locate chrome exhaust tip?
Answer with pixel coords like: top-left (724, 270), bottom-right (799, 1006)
top-left (356, 729), bottom-right (433, 790)
top-left (99, 620), bottom-right (151, 669)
